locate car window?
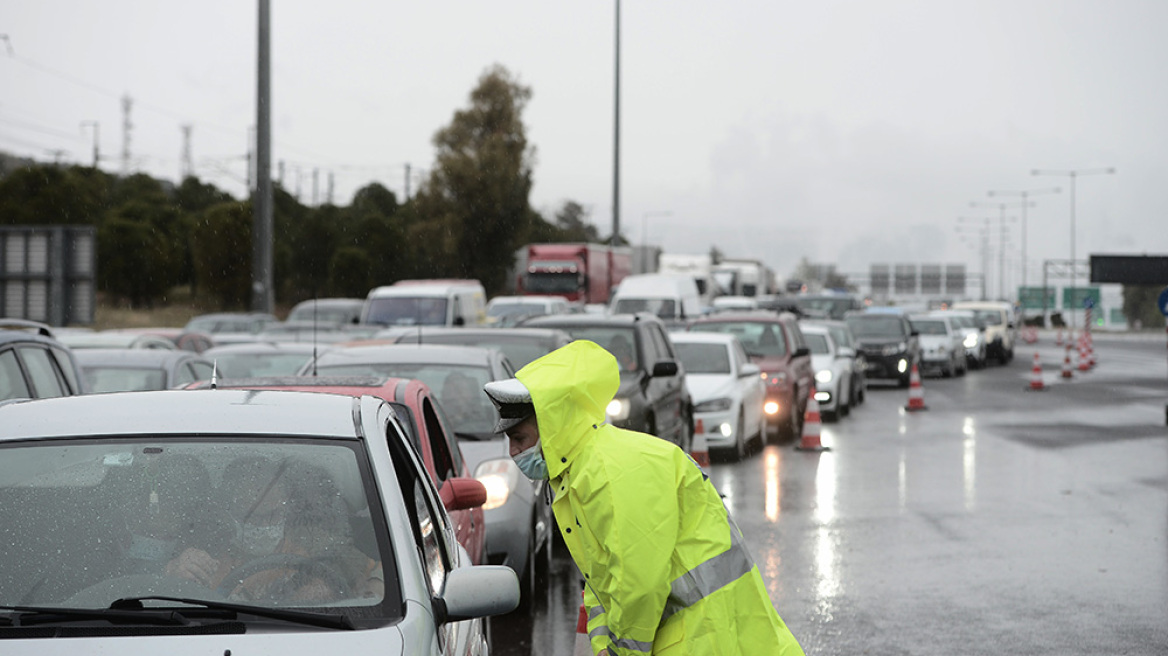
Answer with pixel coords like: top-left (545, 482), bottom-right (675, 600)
top-left (0, 349), bottom-right (31, 400)
top-left (846, 315), bottom-right (908, 339)
top-left (732, 340), bottom-right (751, 370)
top-left (674, 342), bottom-right (731, 375)
top-left (647, 325), bottom-right (674, 366)
top-left (550, 326), bottom-right (640, 372)
top-left (805, 333), bottom-right (831, 355)
top-left (17, 345), bottom-right (67, 398)
top-left (690, 322), bottom-right (788, 358)
top-left (421, 397), bottom-right (458, 483)
top-left (911, 320), bottom-right (949, 336)
top-left (49, 346), bottom-right (81, 394)
top-left (85, 366), bottom-right (166, 393)
top-left (188, 361), bottom-right (214, 382)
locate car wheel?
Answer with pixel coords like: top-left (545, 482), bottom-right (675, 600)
top-left (839, 382), bottom-right (851, 417)
top-left (779, 397), bottom-right (802, 442)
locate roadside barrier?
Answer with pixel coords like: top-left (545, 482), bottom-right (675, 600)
top-left (690, 418), bottom-right (711, 468)
top-left (795, 384), bottom-right (830, 452)
top-left (1027, 351), bottom-right (1046, 391)
top-left (904, 362), bottom-right (928, 412)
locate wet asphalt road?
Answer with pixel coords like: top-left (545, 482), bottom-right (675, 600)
top-left (492, 331), bottom-right (1168, 655)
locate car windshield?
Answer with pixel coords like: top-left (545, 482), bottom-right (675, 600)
top-left (804, 334), bottom-right (831, 355)
top-left (690, 322), bottom-right (788, 358)
top-left (405, 334), bottom-right (554, 369)
top-left (795, 297), bottom-right (856, 320)
top-left (83, 366), bottom-right (166, 393)
top-left (0, 438), bottom-right (395, 619)
top-left (287, 306), bottom-right (359, 324)
top-left (846, 316), bottom-right (905, 339)
top-left (911, 320), bottom-right (949, 336)
top-left (613, 298), bottom-right (678, 320)
top-left (545, 326), bottom-right (639, 372)
top-left (364, 297), bottom-right (448, 326)
top-left (317, 362), bottom-right (497, 434)
top-left (673, 343), bottom-right (731, 375)
top-left (523, 271), bottom-right (579, 295)
top-left (971, 310), bottom-right (1003, 326)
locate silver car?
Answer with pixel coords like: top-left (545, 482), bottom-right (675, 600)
top-left (0, 390), bottom-right (517, 654)
top-left (302, 343), bottom-right (554, 608)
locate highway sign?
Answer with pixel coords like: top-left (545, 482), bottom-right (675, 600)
top-left (1158, 286), bottom-right (1168, 317)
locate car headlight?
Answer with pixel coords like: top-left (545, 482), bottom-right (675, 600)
top-left (764, 400), bottom-right (780, 415)
top-left (606, 398), bottom-right (630, 421)
top-left (963, 334), bottom-right (978, 348)
top-left (694, 398), bottom-right (732, 413)
top-left (474, 458), bottom-right (520, 511)
top-left (815, 369), bottom-right (833, 384)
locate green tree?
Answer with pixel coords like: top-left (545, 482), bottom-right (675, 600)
top-left (553, 201), bottom-right (600, 242)
top-left (1122, 284), bottom-right (1167, 329)
top-left (0, 165), bottom-right (110, 226)
top-left (328, 246), bottom-right (373, 296)
top-left (412, 65), bottom-right (536, 296)
top-left (190, 201), bottom-right (252, 308)
top-left (97, 215), bottom-right (172, 307)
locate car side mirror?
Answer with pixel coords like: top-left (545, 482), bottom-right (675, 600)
top-left (837, 347), bottom-right (855, 359)
top-left (793, 346), bottom-right (810, 358)
top-left (439, 477), bottom-right (487, 511)
top-left (652, 361), bottom-right (679, 377)
top-left (910, 330), bottom-right (920, 337)
top-left (452, 315), bottom-right (466, 326)
top-left (740, 363), bottom-right (761, 378)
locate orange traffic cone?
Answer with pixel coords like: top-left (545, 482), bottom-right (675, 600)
top-left (573, 592), bottom-right (591, 656)
top-left (1027, 352), bottom-right (1046, 391)
top-left (690, 419), bottom-right (710, 468)
top-left (904, 362), bottom-right (928, 411)
top-left (1077, 336), bottom-right (1091, 372)
top-left (795, 384), bottom-right (830, 451)
top-left (1061, 343), bottom-right (1074, 379)
top-left (1086, 332), bottom-right (1096, 367)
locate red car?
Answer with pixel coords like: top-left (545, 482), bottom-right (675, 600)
top-left (186, 374), bottom-right (487, 564)
top-left (688, 311), bottom-right (813, 441)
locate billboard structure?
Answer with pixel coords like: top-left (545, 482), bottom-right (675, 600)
top-left (0, 226), bottom-right (96, 326)
top-left (868, 263), bottom-right (970, 302)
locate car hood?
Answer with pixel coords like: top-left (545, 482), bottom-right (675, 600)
top-left (810, 353), bottom-right (833, 372)
top-left (683, 374), bottom-right (736, 404)
top-left (917, 335), bottom-right (952, 348)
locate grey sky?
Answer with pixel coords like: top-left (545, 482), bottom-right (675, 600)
top-left (1, 0), bottom-right (1163, 289)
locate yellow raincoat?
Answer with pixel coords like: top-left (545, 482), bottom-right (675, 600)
top-left (515, 340), bottom-right (804, 656)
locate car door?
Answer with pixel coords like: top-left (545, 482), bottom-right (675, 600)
top-left (732, 338), bottom-right (764, 434)
top-left (16, 344), bottom-right (72, 398)
top-left (643, 323), bottom-right (686, 444)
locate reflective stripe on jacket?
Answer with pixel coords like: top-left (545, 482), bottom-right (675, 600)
top-left (515, 340), bottom-right (804, 656)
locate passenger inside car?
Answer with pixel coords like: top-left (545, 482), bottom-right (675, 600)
top-left (606, 334), bottom-right (638, 371)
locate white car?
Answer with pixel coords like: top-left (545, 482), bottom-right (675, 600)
top-left (910, 315), bottom-right (968, 377)
top-left (669, 332), bottom-right (764, 461)
top-left (0, 390), bottom-right (518, 654)
top-left (800, 323), bottom-right (855, 421)
top-left (929, 309), bottom-right (987, 370)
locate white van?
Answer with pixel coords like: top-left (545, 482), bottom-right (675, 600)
top-left (609, 273), bottom-right (703, 324)
top-left (951, 300), bottom-right (1016, 364)
top-left (361, 279), bottom-right (487, 328)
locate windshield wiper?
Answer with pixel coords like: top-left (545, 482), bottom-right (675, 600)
top-left (112, 596), bottom-right (356, 630)
top-left (0, 604), bottom-right (190, 627)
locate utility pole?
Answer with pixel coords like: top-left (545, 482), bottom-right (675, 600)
top-left (986, 187), bottom-right (1060, 290)
top-left (180, 124), bottom-right (193, 180)
top-left (327, 171), bottom-right (335, 205)
top-left (121, 94), bottom-right (133, 175)
top-left (80, 120), bottom-right (100, 168)
top-left (251, 0), bottom-right (274, 313)
top-left (404, 163), bottom-right (411, 201)
top-left (611, 0), bottom-right (621, 248)
top-left (312, 167), bottom-right (319, 206)
top-left (970, 200), bottom-right (1029, 300)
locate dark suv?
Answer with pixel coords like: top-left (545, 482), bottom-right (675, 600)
top-left (0, 320), bottom-right (87, 400)
top-left (844, 310), bottom-right (920, 387)
top-left (522, 313), bottom-right (693, 451)
top-left (686, 311), bottom-right (813, 441)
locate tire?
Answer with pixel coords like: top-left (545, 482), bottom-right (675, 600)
top-left (779, 394), bottom-right (803, 442)
top-left (839, 380), bottom-right (851, 417)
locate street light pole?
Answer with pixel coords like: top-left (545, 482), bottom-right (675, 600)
top-left (969, 201), bottom-right (1027, 300)
top-left (986, 186), bottom-right (1060, 289)
top-left (1031, 167), bottom-right (1116, 330)
top-left (956, 216), bottom-right (994, 301)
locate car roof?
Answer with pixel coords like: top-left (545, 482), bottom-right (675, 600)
top-left (668, 331), bottom-right (738, 345)
top-left (523, 312), bottom-right (661, 328)
top-left (0, 389), bottom-right (363, 440)
top-left (189, 374), bottom-right (414, 399)
top-left (315, 343), bottom-right (499, 366)
top-left (395, 326), bottom-right (572, 340)
top-left (689, 311), bottom-right (789, 324)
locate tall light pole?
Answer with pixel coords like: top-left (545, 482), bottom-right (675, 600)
top-left (956, 216), bottom-right (993, 301)
top-left (611, 0), bottom-right (621, 248)
top-left (641, 210), bottom-right (672, 247)
top-left (969, 201), bottom-right (1027, 300)
top-left (986, 186), bottom-right (1060, 289)
top-left (252, 0), bottom-right (274, 313)
top-left (1031, 167), bottom-right (1116, 329)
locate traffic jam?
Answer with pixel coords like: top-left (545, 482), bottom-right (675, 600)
top-left (5, 242), bottom-right (1162, 655)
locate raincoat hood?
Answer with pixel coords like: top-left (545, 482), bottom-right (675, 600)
top-left (514, 340), bottom-right (618, 480)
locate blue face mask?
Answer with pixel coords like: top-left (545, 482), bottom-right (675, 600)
top-left (513, 440), bottom-right (548, 480)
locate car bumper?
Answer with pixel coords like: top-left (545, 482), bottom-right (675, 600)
top-left (694, 408), bottom-right (738, 448)
top-left (862, 353), bottom-right (911, 380)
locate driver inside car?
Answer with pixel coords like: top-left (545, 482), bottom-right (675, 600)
top-left (165, 456), bottom-right (383, 603)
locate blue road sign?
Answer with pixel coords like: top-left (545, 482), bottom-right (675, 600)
top-left (1158, 286), bottom-right (1168, 317)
